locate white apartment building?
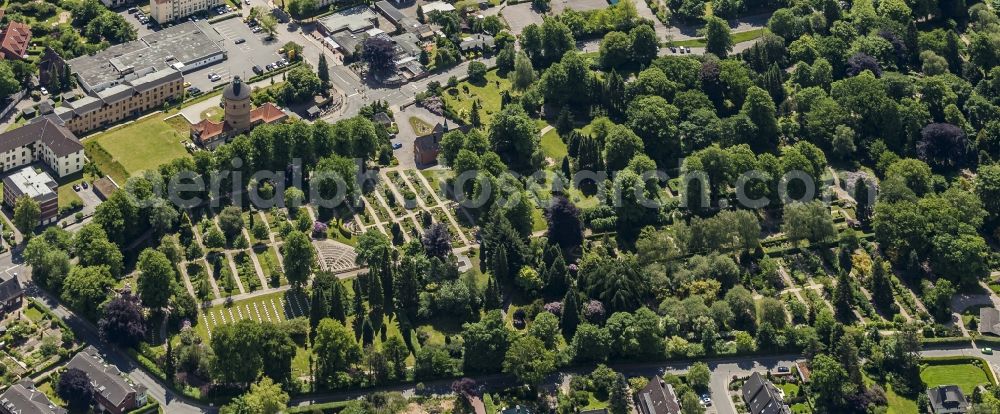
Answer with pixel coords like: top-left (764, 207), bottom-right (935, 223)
top-left (0, 118), bottom-right (85, 178)
top-left (151, 0), bottom-right (223, 23)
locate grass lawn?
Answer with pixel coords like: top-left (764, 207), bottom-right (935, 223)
top-left (409, 116), bottom-right (434, 136)
top-left (200, 107), bottom-right (224, 121)
top-left (540, 127), bottom-right (568, 165)
top-left (24, 305), bottom-right (44, 322)
top-left (885, 385), bottom-right (917, 414)
top-left (441, 69), bottom-right (512, 126)
top-left (85, 113), bottom-right (192, 183)
top-left (531, 207), bottom-right (546, 233)
top-left (37, 380), bottom-right (65, 407)
top-left (669, 28), bottom-right (770, 47)
top-left (920, 360), bottom-right (991, 393)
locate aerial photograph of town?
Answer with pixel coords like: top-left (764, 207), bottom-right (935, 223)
top-left (0, 0), bottom-right (998, 412)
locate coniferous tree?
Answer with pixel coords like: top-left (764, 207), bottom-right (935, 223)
top-left (329, 281), bottom-right (348, 323)
top-left (556, 107), bottom-right (574, 135)
top-left (833, 271), bottom-right (854, 320)
top-left (165, 337), bottom-right (175, 380)
top-left (310, 288), bottom-right (328, 338)
top-left (470, 100), bottom-right (482, 128)
top-left (318, 54), bottom-right (330, 88)
top-left (605, 70), bottom-right (626, 119)
top-left (545, 254), bottom-right (569, 297)
top-left (362, 316), bottom-right (375, 346)
top-left (179, 212), bottom-right (194, 243)
top-left (368, 271), bottom-right (384, 322)
top-left (484, 274), bottom-right (502, 310)
top-left (609, 374), bottom-right (630, 414)
top-left (352, 287), bottom-right (365, 338)
top-left (870, 257), bottom-right (894, 313)
top-left (493, 245), bottom-right (510, 281)
top-left (561, 289), bottom-right (580, 338)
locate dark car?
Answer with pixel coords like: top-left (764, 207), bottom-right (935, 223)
top-left (81, 181), bottom-right (88, 189)
top-left (235, 38), bottom-right (246, 44)
top-left (392, 143), bottom-right (403, 150)
top-left (252, 65), bottom-right (264, 75)
top-left (187, 87), bottom-right (202, 95)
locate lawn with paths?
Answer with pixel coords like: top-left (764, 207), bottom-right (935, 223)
top-left (195, 289), bottom-right (310, 341)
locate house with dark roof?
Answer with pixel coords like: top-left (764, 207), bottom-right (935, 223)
top-left (0, 21), bottom-right (30, 60)
top-left (413, 121), bottom-right (471, 166)
top-left (634, 376), bottom-right (682, 414)
top-left (375, 1), bottom-right (407, 31)
top-left (66, 347), bottom-right (147, 414)
top-left (459, 34), bottom-right (495, 53)
top-left (0, 118), bottom-right (85, 178)
top-left (742, 372), bottom-right (790, 414)
top-left (927, 385), bottom-right (970, 414)
top-left (0, 379), bottom-right (67, 414)
top-left (0, 273), bottom-right (23, 315)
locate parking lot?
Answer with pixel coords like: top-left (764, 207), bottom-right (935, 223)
top-left (184, 18), bottom-right (284, 92)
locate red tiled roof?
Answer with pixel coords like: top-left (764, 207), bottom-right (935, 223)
top-left (191, 119), bottom-right (225, 144)
top-left (0, 21), bottom-right (31, 60)
top-left (251, 102), bottom-right (287, 124)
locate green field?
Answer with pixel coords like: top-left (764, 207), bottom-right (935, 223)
top-left (669, 28), bottom-right (770, 47)
top-left (441, 69), bottom-right (512, 126)
top-left (85, 113), bottom-right (192, 183)
top-left (885, 385), bottom-right (917, 414)
top-left (540, 127), bottom-right (568, 165)
top-left (920, 360), bottom-right (992, 393)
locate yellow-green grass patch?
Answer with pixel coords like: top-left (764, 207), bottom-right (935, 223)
top-left (441, 69), bottom-right (512, 126)
top-left (85, 114), bottom-right (192, 182)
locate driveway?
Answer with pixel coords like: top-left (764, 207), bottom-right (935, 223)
top-left (392, 105), bottom-right (445, 169)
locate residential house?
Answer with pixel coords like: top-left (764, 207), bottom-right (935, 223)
top-left (926, 385), bottom-right (970, 414)
top-left (634, 375), bottom-right (682, 414)
top-left (459, 34), bottom-right (495, 53)
top-left (0, 21), bottom-right (31, 60)
top-left (0, 118), bottom-right (85, 178)
top-left (980, 307), bottom-right (1000, 336)
top-left (66, 347), bottom-right (147, 414)
top-left (3, 167), bottom-right (58, 226)
top-left (0, 379), bottom-right (66, 414)
top-left (151, 0), bottom-right (224, 23)
top-left (0, 272), bottom-right (23, 315)
top-left (742, 372), bottom-right (790, 414)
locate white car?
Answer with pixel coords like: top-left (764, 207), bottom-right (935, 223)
top-left (39, 87), bottom-right (48, 95)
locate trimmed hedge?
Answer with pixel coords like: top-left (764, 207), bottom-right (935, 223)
top-left (126, 401), bottom-right (160, 414)
top-left (919, 337), bottom-right (972, 346)
top-left (974, 336), bottom-right (1000, 346)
